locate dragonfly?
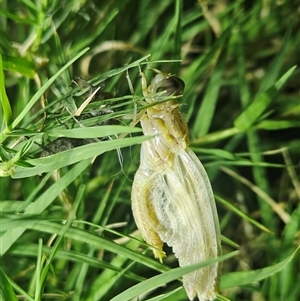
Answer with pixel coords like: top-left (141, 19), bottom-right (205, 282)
top-left (131, 67), bottom-right (222, 301)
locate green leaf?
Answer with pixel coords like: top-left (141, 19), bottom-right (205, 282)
top-left (140, 287), bottom-right (183, 301)
top-left (10, 48), bottom-right (90, 133)
top-left (110, 251), bottom-right (238, 301)
top-left (220, 246), bottom-right (300, 289)
top-left (2, 54), bottom-right (35, 78)
top-left (193, 56), bottom-right (225, 137)
top-left (215, 194), bottom-right (272, 234)
top-left (0, 53), bottom-right (13, 131)
top-left (233, 66), bottom-right (297, 131)
top-left (0, 159), bottom-right (91, 255)
top-left (0, 10), bottom-right (36, 25)
top-left (70, 8), bottom-right (119, 54)
top-left (0, 217), bottom-right (167, 273)
top-left (9, 244), bottom-right (144, 282)
top-left (45, 125), bottom-right (141, 139)
top-left (12, 135), bottom-right (149, 178)
top-left (255, 120), bottom-right (300, 130)
top-left (0, 267), bottom-right (18, 301)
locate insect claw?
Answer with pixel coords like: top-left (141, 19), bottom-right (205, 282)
top-left (153, 249), bottom-right (166, 263)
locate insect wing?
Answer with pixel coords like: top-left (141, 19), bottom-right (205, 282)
top-left (131, 150), bottom-right (166, 261)
top-left (132, 145), bottom-right (221, 300)
top-left (175, 148), bottom-right (221, 301)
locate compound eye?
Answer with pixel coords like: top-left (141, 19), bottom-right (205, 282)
top-left (152, 75), bottom-right (185, 97)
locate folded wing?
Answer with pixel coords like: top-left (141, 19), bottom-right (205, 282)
top-left (131, 147), bottom-right (221, 301)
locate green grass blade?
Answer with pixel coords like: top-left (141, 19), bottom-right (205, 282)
top-left (0, 53), bottom-right (13, 131)
top-left (220, 246), bottom-right (300, 290)
top-left (192, 57), bottom-right (225, 137)
top-left (0, 159), bottom-right (91, 255)
top-left (0, 267), bottom-right (18, 301)
top-left (110, 251), bottom-right (238, 301)
top-left (12, 135), bottom-right (149, 178)
top-left (1, 217), bottom-right (168, 273)
top-left (234, 66), bottom-right (297, 131)
top-left (9, 47), bottom-right (89, 133)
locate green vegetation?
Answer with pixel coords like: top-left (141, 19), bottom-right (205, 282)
top-left (1, 0), bottom-right (299, 300)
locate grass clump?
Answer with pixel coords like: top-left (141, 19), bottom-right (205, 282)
top-left (1, 0), bottom-right (299, 300)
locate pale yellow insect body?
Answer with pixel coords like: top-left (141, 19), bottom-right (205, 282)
top-left (131, 70), bottom-right (222, 301)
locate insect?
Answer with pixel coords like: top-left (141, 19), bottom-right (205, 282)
top-left (131, 68), bottom-right (222, 301)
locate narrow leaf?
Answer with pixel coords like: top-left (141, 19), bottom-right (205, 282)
top-left (220, 246), bottom-right (300, 289)
top-left (234, 66), bottom-right (296, 131)
top-left (0, 267), bottom-right (18, 301)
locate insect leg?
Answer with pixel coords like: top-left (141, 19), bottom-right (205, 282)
top-left (138, 65), bottom-right (149, 98)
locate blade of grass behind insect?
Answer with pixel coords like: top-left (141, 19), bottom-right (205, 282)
top-left (49, 29), bottom-right (74, 91)
top-left (183, 26), bottom-right (231, 122)
top-left (9, 244), bottom-right (144, 282)
top-left (68, 181), bottom-right (116, 301)
top-left (70, 8), bottom-right (119, 55)
top-left (192, 127), bottom-right (241, 145)
top-left (30, 0), bottom-right (50, 52)
top-left (215, 194), bottom-right (272, 234)
top-left (6, 48), bottom-right (89, 137)
top-left (192, 49), bottom-right (225, 138)
top-left (148, 14), bottom-right (177, 63)
top-left (281, 203), bottom-right (300, 255)
top-left (233, 29), bottom-right (290, 233)
top-left (255, 28), bottom-right (293, 95)
top-left (34, 238), bottom-right (43, 301)
top-left (1, 217), bottom-right (168, 273)
top-left (209, 160), bottom-right (285, 169)
top-left (173, 0), bottom-right (182, 65)
top-left (278, 205), bottom-right (300, 300)
top-left (145, 287), bottom-right (183, 301)
top-left (7, 277), bottom-right (34, 301)
top-left (90, 54), bottom-right (151, 87)
top-left (84, 165), bottom-right (141, 300)
top-left (220, 246), bottom-right (300, 290)
top-left (255, 120), bottom-right (300, 130)
top-left (0, 9), bottom-right (36, 25)
top-left (35, 185), bottom-right (86, 300)
top-left (241, 30), bottom-right (296, 234)
top-left (233, 28), bottom-right (296, 131)
top-left (192, 147), bottom-right (256, 164)
top-left (86, 238), bottom-right (142, 301)
top-left (0, 267), bottom-right (18, 301)
top-left (130, 0), bottom-right (173, 45)
top-left (220, 166), bottom-right (290, 224)
top-left (246, 77), bottom-right (296, 231)
top-left (2, 54), bottom-right (35, 78)
top-left (16, 173), bottom-right (53, 212)
top-left (97, 174), bottom-right (124, 228)
top-left (233, 65), bottom-right (296, 131)
top-left (41, 0), bottom-right (83, 44)
top-left (0, 53), bottom-right (13, 132)
top-left (66, 178), bottom-right (119, 290)
top-left (0, 159), bottom-right (91, 256)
